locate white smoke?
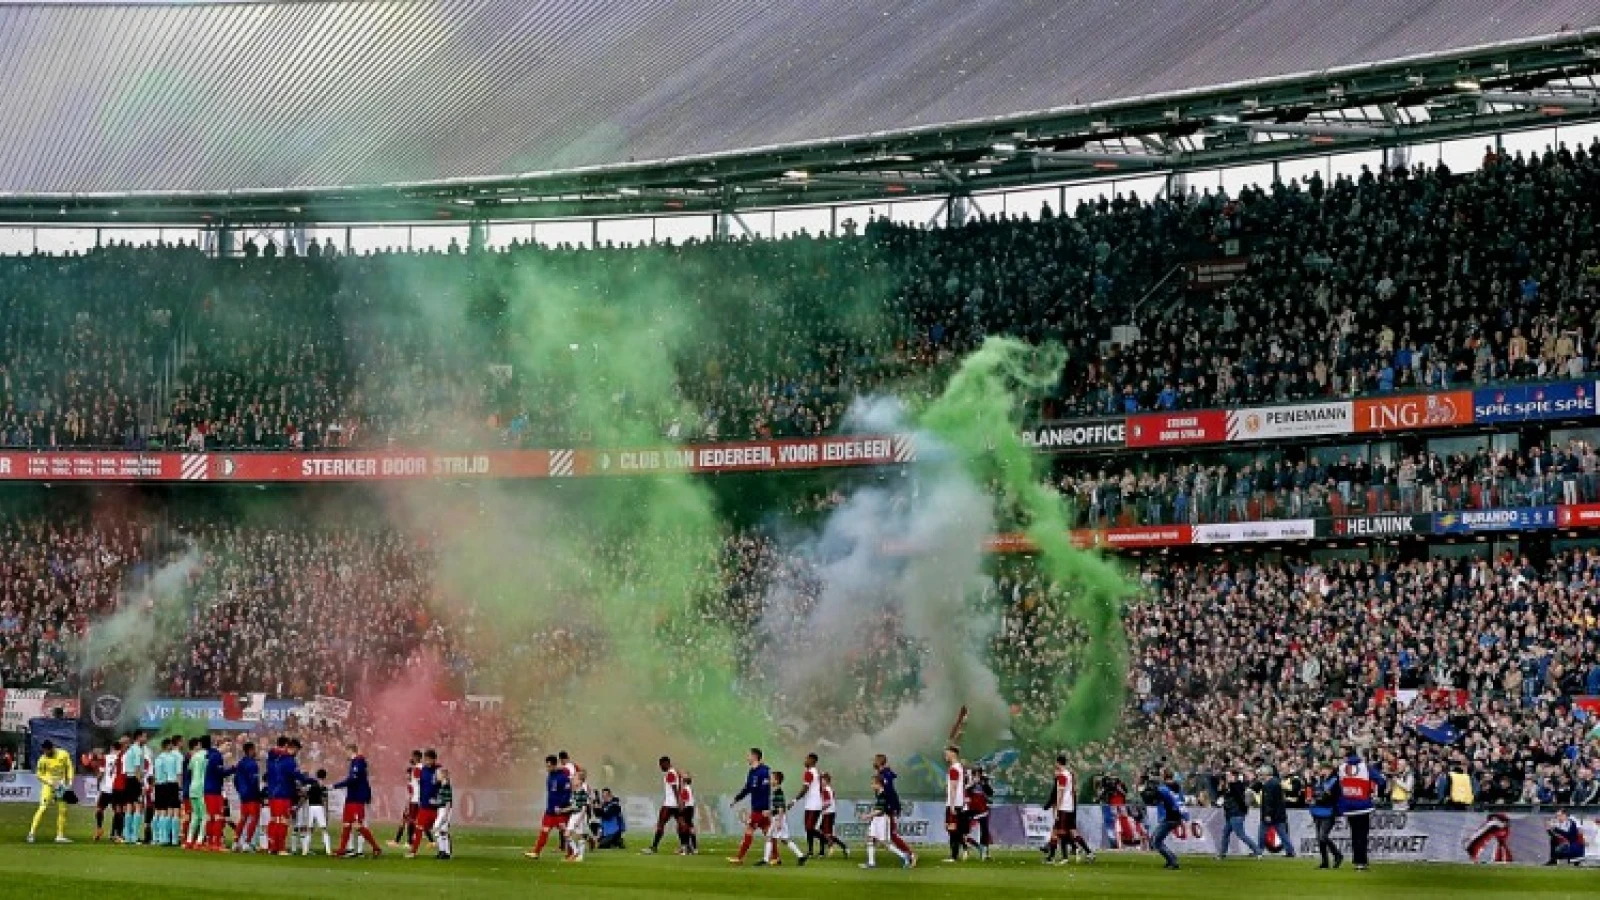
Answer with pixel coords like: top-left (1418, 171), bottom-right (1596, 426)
top-left (77, 542), bottom-right (203, 724)
top-left (759, 398), bottom-right (1009, 761)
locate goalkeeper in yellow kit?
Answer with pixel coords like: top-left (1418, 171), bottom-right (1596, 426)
top-left (28, 740), bottom-right (75, 843)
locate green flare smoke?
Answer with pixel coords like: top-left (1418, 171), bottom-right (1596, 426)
top-left (477, 259), bottom-right (775, 769)
top-left (918, 336), bottom-right (1135, 746)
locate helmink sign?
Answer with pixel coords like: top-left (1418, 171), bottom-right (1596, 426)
top-left (1329, 514), bottom-right (1431, 538)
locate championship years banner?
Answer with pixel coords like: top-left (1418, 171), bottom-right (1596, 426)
top-left (0, 434), bottom-right (915, 484)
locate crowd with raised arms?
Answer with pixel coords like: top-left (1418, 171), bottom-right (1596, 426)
top-left (0, 140), bottom-right (1593, 451)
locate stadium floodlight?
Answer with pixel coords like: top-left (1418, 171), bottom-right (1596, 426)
top-left (1479, 91), bottom-right (1599, 110)
top-left (1246, 122), bottom-right (1392, 140)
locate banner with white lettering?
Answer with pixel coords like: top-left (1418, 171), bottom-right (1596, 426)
top-left (1328, 514), bottom-right (1431, 539)
top-left (0, 771), bottom-right (41, 803)
top-left (0, 436), bottom-right (915, 483)
top-left (308, 695), bottom-right (352, 722)
top-left (1, 689), bottom-right (48, 733)
top-left (1434, 507), bottom-right (1557, 534)
top-left (138, 698), bottom-right (307, 731)
top-left (1192, 520), bottom-right (1317, 544)
top-left (1022, 419), bottom-right (1126, 451)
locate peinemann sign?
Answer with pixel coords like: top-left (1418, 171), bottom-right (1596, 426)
top-left (1226, 402), bottom-right (1351, 441)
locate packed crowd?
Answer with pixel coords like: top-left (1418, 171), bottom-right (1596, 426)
top-left (2, 507), bottom-right (456, 698)
top-left (1120, 549), bottom-right (1600, 808)
top-left (0, 244), bottom-right (196, 448)
top-left (1055, 438), bottom-right (1600, 527)
top-left (1, 140), bottom-right (1597, 450)
top-left (0, 513), bottom-right (151, 685)
top-left (151, 524), bottom-right (455, 699)
top-left (10, 482), bottom-right (1600, 809)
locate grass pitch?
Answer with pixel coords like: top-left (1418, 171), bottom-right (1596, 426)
top-left (0, 806), bottom-right (1592, 899)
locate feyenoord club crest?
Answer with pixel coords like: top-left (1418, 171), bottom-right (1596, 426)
top-left (90, 694), bottom-right (123, 728)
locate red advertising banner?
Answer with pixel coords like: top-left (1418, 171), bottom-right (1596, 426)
top-left (1372, 688), bottom-right (1470, 709)
top-left (1125, 411), bottom-right (1226, 448)
top-left (219, 451), bottom-right (549, 481)
top-left (1353, 391), bottom-right (1473, 433)
top-left (0, 435), bottom-right (916, 483)
top-left (576, 435), bottom-right (912, 476)
top-left (1559, 504), bottom-right (1600, 527)
top-left (0, 452), bottom-right (174, 480)
top-left (986, 525), bottom-right (1192, 553)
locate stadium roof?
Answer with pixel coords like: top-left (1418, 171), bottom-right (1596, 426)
top-left (0, 0), bottom-right (1598, 222)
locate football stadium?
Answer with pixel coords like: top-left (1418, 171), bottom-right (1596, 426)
top-left (3, 1), bottom-right (1600, 898)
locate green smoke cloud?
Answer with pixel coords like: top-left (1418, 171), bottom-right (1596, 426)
top-left (394, 254), bottom-right (779, 779)
top-left (917, 336), bottom-right (1135, 747)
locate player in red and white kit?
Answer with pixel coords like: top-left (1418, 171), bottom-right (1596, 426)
top-left (799, 753), bottom-right (825, 857)
top-left (645, 756), bottom-right (687, 855)
top-left (678, 774), bottom-right (699, 855)
top-left (557, 751), bottom-right (581, 856)
top-left (817, 773), bottom-right (849, 857)
top-left (1042, 755), bottom-right (1096, 864)
top-left (90, 745), bottom-right (114, 842)
top-left (963, 767), bottom-right (993, 860)
top-left (942, 746), bottom-right (967, 863)
top-left (390, 750), bottom-right (423, 848)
